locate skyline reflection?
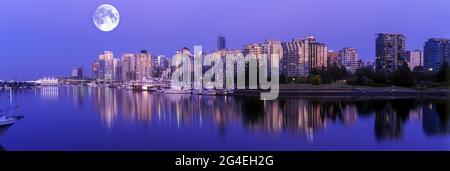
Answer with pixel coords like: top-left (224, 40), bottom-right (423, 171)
top-left (61, 86), bottom-right (450, 141)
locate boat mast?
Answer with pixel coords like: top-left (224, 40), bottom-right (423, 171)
top-left (9, 88), bottom-right (12, 108)
top-left (8, 88), bottom-right (13, 116)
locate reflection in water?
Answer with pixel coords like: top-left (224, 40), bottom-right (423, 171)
top-left (423, 100), bottom-right (450, 136)
top-left (92, 88), bottom-right (119, 129)
top-left (374, 103), bottom-right (404, 140)
top-left (60, 87), bottom-right (449, 141)
top-left (260, 99), bottom-right (328, 142)
top-left (68, 86), bottom-right (87, 108)
top-left (40, 86), bottom-right (59, 101)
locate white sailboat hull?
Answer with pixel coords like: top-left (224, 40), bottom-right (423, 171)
top-left (0, 117), bottom-right (17, 127)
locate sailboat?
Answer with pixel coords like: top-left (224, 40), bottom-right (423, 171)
top-left (0, 89), bottom-right (24, 128)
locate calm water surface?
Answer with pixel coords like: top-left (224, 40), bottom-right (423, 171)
top-left (0, 86), bottom-right (448, 151)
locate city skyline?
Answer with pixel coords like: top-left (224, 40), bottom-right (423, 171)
top-left (1, 0), bottom-right (450, 80)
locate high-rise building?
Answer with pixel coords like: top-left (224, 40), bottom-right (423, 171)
top-left (424, 38), bottom-right (450, 71)
top-left (358, 59), bottom-right (365, 69)
top-left (120, 53), bottom-right (135, 81)
top-left (243, 43), bottom-right (265, 78)
top-left (405, 50), bottom-right (423, 71)
top-left (281, 36), bottom-right (327, 77)
top-left (281, 38), bottom-right (310, 77)
top-left (375, 33), bottom-right (406, 73)
top-left (309, 37), bottom-right (328, 69)
top-left (153, 55), bottom-right (170, 78)
top-left (262, 40), bottom-right (283, 75)
top-left (171, 47), bottom-right (193, 73)
top-left (153, 55), bottom-right (170, 69)
top-left (327, 50), bottom-right (339, 66)
top-left (217, 35), bottom-right (226, 50)
top-left (92, 61), bottom-right (100, 80)
top-left (113, 58), bottom-right (121, 81)
top-left (72, 66), bottom-right (85, 78)
top-left (339, 47), bottom-right (358, 73)
top-left (243, 43), bottom-right (264, 59)
top-left (98, 51), bottom-right (115, 81)
top-left (135, 50), bottom-right (153, 80)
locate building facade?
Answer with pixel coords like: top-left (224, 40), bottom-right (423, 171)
top-left (281, 38), bottom-right (309, 77)
top-left (92, 61), bottom-right (100, 80)
top-left (72, 66), bottom-right (85, 78)
top-left (120, 53), bottom-right (136, 81)
top-left (217, 35), bottom-right (226, 50)
top-left (98, 51), bottom-right (115, 81)
top-left (327, 50), bottom-right (339, 66)
top-left (135, 50), bottom-right (153, 80)
top-left (375, 33), bottom-right (406, 73)
top-left (339, 47), bottom-right (358, 73)
top-left (424, 38), bottom-right (450, 71)
top-left (405, 50), bottom-right (423, 71)
top-left (281, 36), bottom-right (327, 77)
top-left (262, 40), bottom-right (283, 76)
top-left (309, 38), bottom-right (328, 69)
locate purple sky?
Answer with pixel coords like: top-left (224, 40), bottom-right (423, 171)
top-left (0, 0), bottom-right (449, 80)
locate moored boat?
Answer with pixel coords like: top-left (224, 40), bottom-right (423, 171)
top-left (202, 89), bottom-right (217, 96)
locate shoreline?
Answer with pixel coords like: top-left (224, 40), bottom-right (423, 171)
top-left (234, 87), bottom-right (449, 99)
top-left (1, 85), bottom-right (449, 99)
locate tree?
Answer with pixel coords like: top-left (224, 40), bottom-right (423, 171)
top-left (412, 66), bottom-right (434, 84)
top-left (436, 61), bottom-right (449, 83)
top-left (311, 75), bottom-right (322, 85)
top-left (279, 74), bottom-right (288, 84)
top-left (393, 63), bottom-right (416, 87)
top-left (308, 64), bottom-right (350, 85)
top-left (412, 66), bottom-right (425, 73)
top-left (350, 67), bottom-right (372, 85)
top-left (371, 71), bottom-right (389, 86)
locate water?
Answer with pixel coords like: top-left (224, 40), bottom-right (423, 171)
top-left (0, 86), bottom-right (448, 151)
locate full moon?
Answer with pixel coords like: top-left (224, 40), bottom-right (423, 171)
top-left (93, 4), bottom-right (120, 32)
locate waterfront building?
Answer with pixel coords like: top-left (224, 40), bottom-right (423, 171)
top-left (261, 40), bottom-right (283, 77)
top-left (309, 37), bottom-right (328, 70)
top-left (281, 39), bottom-right (307, 77)
top-left (171, 47), bottom-right (194, 89)
top-left (98, 51), bottom-right (115, 81)
top-left (281, 36), bottom-right (327, 77)
top-left (243, 43), bottom-right (265, 78)
top-left (153, 55), bottom-right (170, 78)
top-left (217, 35), bottom-right (226, 50)
top-left (405, 49), bottom-right (423, 71)
top-left (243, 43), bottom-right (265, 60)
top-left (358, 59), bottom-right (365, 69)
top-left (92, 61), bottom-right (100, 80)
top-left (339, 47), bottom-right (358, 73)
top-left (120, 53), bottom-right (136, 81)
top-left (71, 66), bottom-right (85, 78)
top-left (135, 50), bottom-right (153, 80)
top-left (36, 77), bottom-right (59, 86)
top-left (113, 58), bottom-right (121, 81)
top-left (424, 38), bottom-right (450, 71)
top-left (327, 50), bottom-right (339, 66)
top-left (171, 47), bottom-right (193, 73)
top-left (154, 55), bottom-right (170, 69)
top-left (282, 38), bottom-right (309, 77)
top-left (375, 33), bottom-right (406, 73)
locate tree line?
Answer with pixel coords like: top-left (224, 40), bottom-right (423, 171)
top-left (280, 62), bottom-right (450, 88)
